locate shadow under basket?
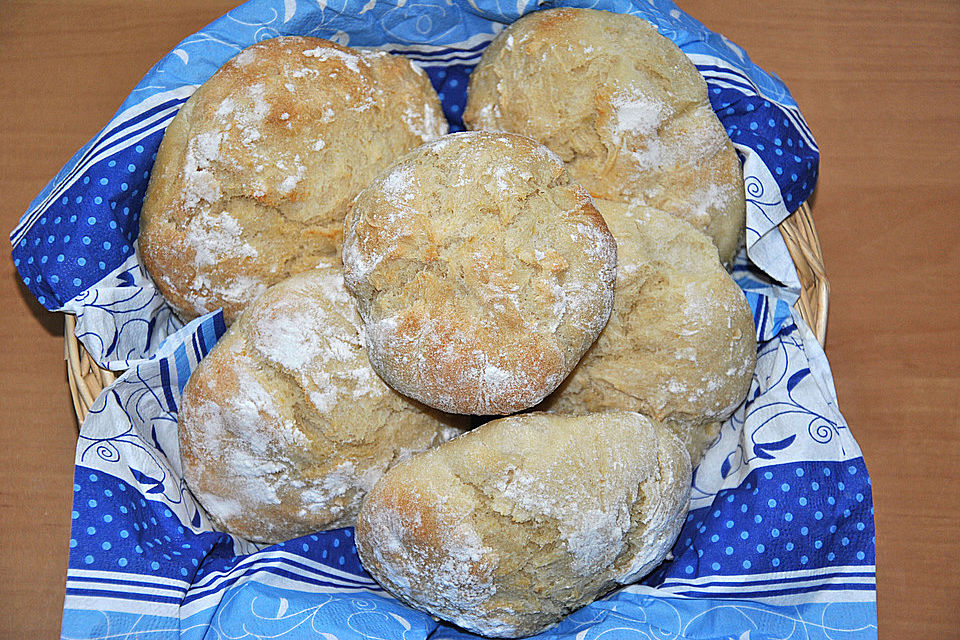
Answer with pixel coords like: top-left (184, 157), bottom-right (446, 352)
top-left (63, 202), bottom-right (829, 427)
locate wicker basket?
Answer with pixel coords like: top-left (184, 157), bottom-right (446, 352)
top-left (63, 202), bottom-right (828, 426)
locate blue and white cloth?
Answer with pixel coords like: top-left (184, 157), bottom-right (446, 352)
top-left (10, 1), bottom-right (876, 638)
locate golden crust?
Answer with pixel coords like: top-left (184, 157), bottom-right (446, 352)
top-left (140, 36), bottom-right (446, 324)
top-left (539, 200), bottom-right (757, 464)
top-left (356, 411), bottom-right (692, 637)
top-left (464, 8), bottom-right (746, 265)
top-left (342, 131), bottom-right (617, 415)
top-left (178, 265), bottom-right (467, 544)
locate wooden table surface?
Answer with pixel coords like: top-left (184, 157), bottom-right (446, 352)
top-left (1, 1), bottom-right (957, 637)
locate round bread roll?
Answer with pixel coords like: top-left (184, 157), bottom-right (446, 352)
top-left (342, 131), bottom-right (617, 415)
top-left (178, 265), bottom-right (467, 544)
top-left (464, 8), bottom-right (745, 265)
top-left (140, 36), bottom-right (447, 324)
top-left (539, 200), bottom-right (756, 464)
top-left (355, 411), bottom-right (691, 638)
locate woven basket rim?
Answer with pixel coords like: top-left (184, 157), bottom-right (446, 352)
top-left (778, 201), bottom-right (829, 344)
top-left (63, 202), bottom-right (828, 427)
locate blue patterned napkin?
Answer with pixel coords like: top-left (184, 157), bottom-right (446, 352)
top-left (11, 1), bottom-right (876, 638)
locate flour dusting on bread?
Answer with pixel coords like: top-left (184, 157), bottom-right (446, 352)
top-left (342, 131), bottom-right (616, 415)
top-left (463, 7), bottom-right (746, 264)
top-left (356, 411), bottom-right (692, 638)
top-left (178, 265), bottom-right (467, 543)
top-left (140, 35), bottom-right (447, 323)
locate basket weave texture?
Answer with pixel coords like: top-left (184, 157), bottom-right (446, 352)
top-left (64, 202), bottom-right (827, 426)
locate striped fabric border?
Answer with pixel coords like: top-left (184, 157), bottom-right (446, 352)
top-left (10, 87), bottom-right (196, 247)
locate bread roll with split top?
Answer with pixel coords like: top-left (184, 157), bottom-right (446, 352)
top-left (464, 7), bottom-right (745, 265)
top-left (140, 36), bottom-right (447, 323)
top-left (355, 410), bottom-right (691, 638)
top-left (178, 264), bottom-right (467, 544)
top-left (540, 200), bottom-right (756, 464)
top-left (342, 131), bottom-right (617, 415)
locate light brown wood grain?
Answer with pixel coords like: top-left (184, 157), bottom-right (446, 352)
top-left (1, 1), bottom-right (957, 638)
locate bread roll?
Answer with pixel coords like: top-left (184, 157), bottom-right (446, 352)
top-left (464, 8), bottom-right (745, 265)
top-left (540, 200), bottom-right (756, 463)
top-left (141, 36), bottom-right (447, 323)
top-left (178, 265), bottom-right (467, 543)
top-left (342, 131), bottom-right (617, 415)
top-left (355, 411), bottom-right (691, 638)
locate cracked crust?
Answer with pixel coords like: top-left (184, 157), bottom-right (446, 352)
top-left (342, 131), bottom-right (617, 415)
top-left (538, 200), bottom-right (757, 464)
top-left (463, 8), bottom-right (745, 265)
top-left (140, 36), bottom-right (447, 323)
top-left (355, 411), bottom-right (691, 638)
top-left (178, 265), bottom-right (467, 544)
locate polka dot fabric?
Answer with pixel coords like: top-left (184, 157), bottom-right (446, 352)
top-left (68, 470), bottom-right (233, 584)
top-left (13, 130), bottom-right (168, 310)
top-left (647, 459), bottom-right (875, 592)
top-left (67, 467), bottom-right (366, 604)
top-left (425, 66), bottom-right (471, 132)
top-left (707, 85), bottom-right (819, 211)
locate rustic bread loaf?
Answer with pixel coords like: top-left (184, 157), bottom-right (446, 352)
top-left (342, 131), bottom-right (617, 415)
top-left (464, 7), bottom-right (745, 265)
top-left (355, 411), bottom-right (691, 638)
top-left (140, 36), bottom-right (446, 324)
top-left (178, 265), bottom-right (467, 544)
top-left (540, 200), bottom-right (756, 464)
